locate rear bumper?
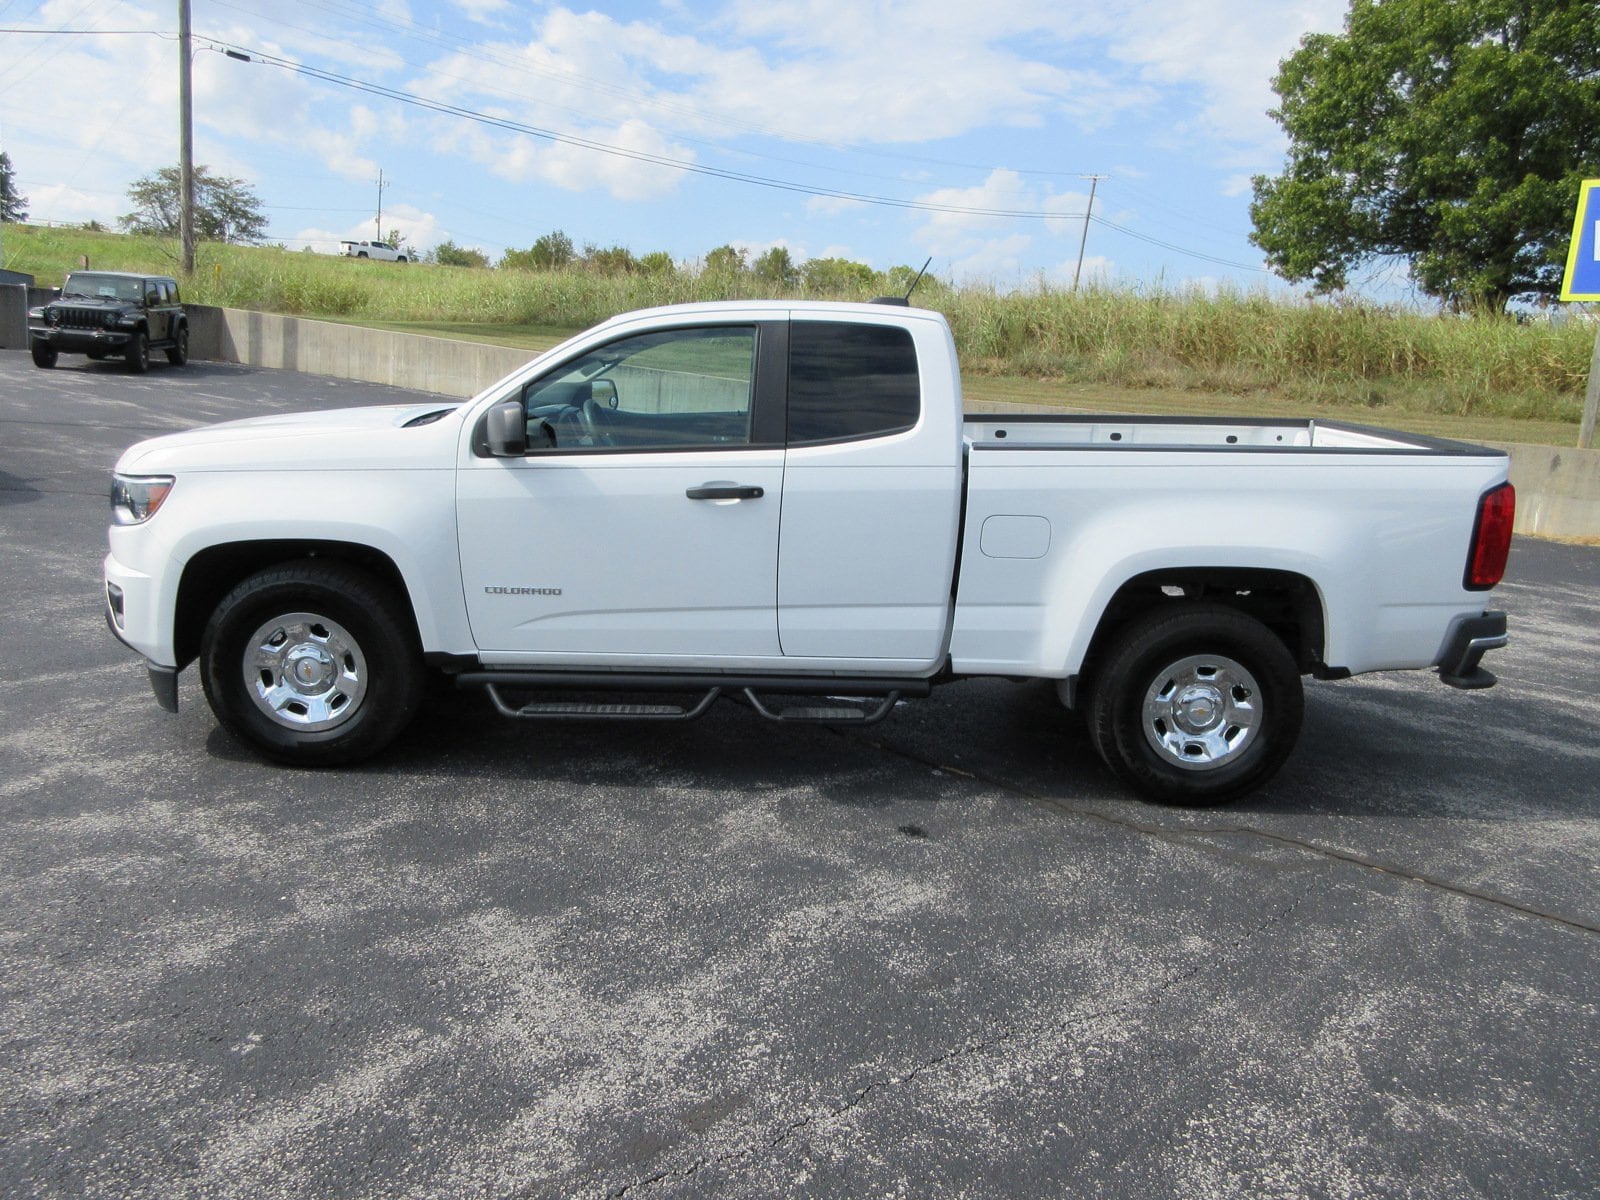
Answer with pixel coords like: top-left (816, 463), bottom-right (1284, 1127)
top-left (1435, 611), bottom-right (1507, 689)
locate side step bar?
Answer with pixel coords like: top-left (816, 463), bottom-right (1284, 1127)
top-left (458, 670), bottom-right (930, 726)
top-left (483, 684), bottom-right (722, 721)
top-left (740, 688), bottom-right (900, 725)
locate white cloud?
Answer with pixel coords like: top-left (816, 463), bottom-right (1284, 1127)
top-left (452, 0), bottom-right (511, 22)
top-left (805, 196), bottom-right (867, 217)
top-left (915, 170), bottom-right (1089, 242)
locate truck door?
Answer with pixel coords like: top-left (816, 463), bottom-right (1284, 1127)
top-left (776, 319), bottom-right (963, 667)
top-left (458, 323), bottom-right (788, 661)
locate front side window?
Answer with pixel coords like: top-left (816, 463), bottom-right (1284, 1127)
top-left (523, 326), bottom-right (757, 452)
top-left (788, 321), bottom-right (920, 445)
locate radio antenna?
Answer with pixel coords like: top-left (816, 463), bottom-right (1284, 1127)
top-left (904, 256), bottom-right (933, 301)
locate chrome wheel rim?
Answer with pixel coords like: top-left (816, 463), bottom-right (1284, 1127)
top-left (243, 611), bottom-right (367, 732)
top-left (1141, 653), bottom-right (1261, 771)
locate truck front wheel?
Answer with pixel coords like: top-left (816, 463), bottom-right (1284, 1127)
top-left (1085, 604), bottom-right (1303, 805)
top-left (200, 562), bottom-right (423, 766)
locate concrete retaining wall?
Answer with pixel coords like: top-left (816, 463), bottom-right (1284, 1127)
top-left (187, 305), bottom-right (535, 398)
top-left (145, 304), bottom-right (1600, 542)
top-left (0, 283), bottom-right (27, 350)
top-left (1492, 442), bottom-right (1600, 541)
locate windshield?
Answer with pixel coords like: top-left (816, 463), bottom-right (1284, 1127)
top-left (61, 273), bottom-right (143, 302)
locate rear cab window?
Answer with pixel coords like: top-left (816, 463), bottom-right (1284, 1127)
top-left (787, 321), bottom-right (921, 445)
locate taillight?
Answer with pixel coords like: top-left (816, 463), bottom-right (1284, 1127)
top-left (1465, 482), bottom-right (1514, 590)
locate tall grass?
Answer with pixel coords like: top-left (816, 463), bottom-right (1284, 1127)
top-left (7, 224), bottom-right (1591, 425)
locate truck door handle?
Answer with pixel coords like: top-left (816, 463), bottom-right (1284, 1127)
top-left (686, 484), bottom-right (764, 500)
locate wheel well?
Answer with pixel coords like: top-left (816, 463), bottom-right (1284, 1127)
top-left (174, 540), bottom-right (415, 670)
top-left (1079, 568), bottom-right (1325, 694)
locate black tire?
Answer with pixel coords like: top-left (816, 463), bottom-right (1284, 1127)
top-left (199, 561), bottom-right (424, 766)
top-left (1085, 603), bottom-right (1303, 806)
top-left (166, 324), bottom-right (189, 366)
top-left (30, 342), bottom-right (57, 369)
top-left (125, 330), bottom-right (149, 373)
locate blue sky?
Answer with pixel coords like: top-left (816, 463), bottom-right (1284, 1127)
top-left (2, 0), bottom-right (1363, 294)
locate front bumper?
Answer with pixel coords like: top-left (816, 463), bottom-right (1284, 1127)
top-left (104, 552), bottom-right (179, 710)
top-left (1436, 610), bottom-right (1507, 689)
top-left (31, 325), bottom-right (134, 353)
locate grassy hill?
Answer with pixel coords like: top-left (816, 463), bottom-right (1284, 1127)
top-left (6, 222), bottom-right (1592, 443)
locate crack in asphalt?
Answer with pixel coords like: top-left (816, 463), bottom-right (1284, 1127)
top-left (606, 896), bottom-right (1305, 1197)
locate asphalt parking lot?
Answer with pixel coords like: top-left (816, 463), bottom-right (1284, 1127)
top-left (2, 349), bottom-right (1598, 1199)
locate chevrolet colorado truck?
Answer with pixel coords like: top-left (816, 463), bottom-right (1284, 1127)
top-left (340, 240), bottom-right (409, 262)
top-left (103, 300), bottom-right (1514, 804)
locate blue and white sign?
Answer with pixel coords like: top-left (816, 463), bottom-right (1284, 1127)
top-left (1560, 179), bottom-right (1600, 302)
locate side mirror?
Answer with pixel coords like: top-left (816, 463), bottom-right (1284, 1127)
top-left (484, 400), bottom-right (527, 457)
top-left (588, 378), bottom-right (619, 410)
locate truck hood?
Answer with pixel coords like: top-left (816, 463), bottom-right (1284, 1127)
top-left (114, 402), bottom-right (463, 474)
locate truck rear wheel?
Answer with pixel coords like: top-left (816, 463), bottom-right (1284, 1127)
top-left (1085, 604), bottom-right (1303, 805)
top-left (200, 562), bottom-right (423, 766)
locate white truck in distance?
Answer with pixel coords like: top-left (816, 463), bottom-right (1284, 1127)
top-left (340, 240), bottom-right (408, 262)
top-left (104, 300), bottom-right (1515, 804)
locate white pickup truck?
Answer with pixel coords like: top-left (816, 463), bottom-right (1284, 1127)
top-left (340, 240), bottom-right (409, 263)
top-left (103, 300), bottom-right (1514, 803)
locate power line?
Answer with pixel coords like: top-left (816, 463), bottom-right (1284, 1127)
top-left (214, 41), bottom-right (1092, 223)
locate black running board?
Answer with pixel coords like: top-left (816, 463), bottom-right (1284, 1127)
top-left (483, 683), bottom-right (722, 721)
top-left (740, 688), bottom-right (900, 725)
top-left (459, 670), bottom-right (927, 726)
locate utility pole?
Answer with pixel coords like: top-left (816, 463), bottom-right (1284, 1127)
top-left (178, 0), bottom-right (195, 275)
top-left (375, 169), bottom-right (387, 245)
top-left (1072, 175), bottom-right (1102, 292)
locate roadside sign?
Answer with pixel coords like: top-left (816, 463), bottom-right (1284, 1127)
top-left (1560, 179), bottom-right (1600, 301)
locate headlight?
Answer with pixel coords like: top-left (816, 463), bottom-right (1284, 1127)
top-left (104, 311), bottom-right (121, 329)
top-left (110, 474), bottom-right (175, 525)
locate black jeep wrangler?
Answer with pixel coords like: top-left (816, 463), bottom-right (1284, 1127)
top-left (28, 271), bottom-right (189, 373)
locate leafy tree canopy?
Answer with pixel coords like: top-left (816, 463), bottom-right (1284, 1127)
top-left (801, 256), bottom-right (876, 293)
top-left (583, 243), bottom-right (638, 275)
top-left (430, 240), bottom-right (489, 268)
top-left (703, 245), bottom-right (746, 274)
top-left (752, 246), bottom-right (798, 286)
top-left (1249, 0), bottom-right (1600, 313)
top-left (120, 165), bottom-right (267, 244)
top-left (0, 151), bottom-right (28, 223)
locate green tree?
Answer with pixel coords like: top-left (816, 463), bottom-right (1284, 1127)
top-left (801, 256), bottom-right (876, 294)
top-left (637, 250), bottom-right (675, 275)
top-left (120, 165), bottom-right (267, 244)
top-left (0, 151), bottom-right (27, 223)
top-left (498, 246), bottom-right (540, 271)
top-left (703, 245), bottom-right (746, 275)
top-left (430, 240), bottom-right (489, 268)
top-left (752, 246), bottom-right (798, 287)
top-left (583, 243), bottom-right (638, 275)
top-left (1250, 0), bottom-right (1600, 314)
top-left (528, 230), bottom-right (576, 269)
